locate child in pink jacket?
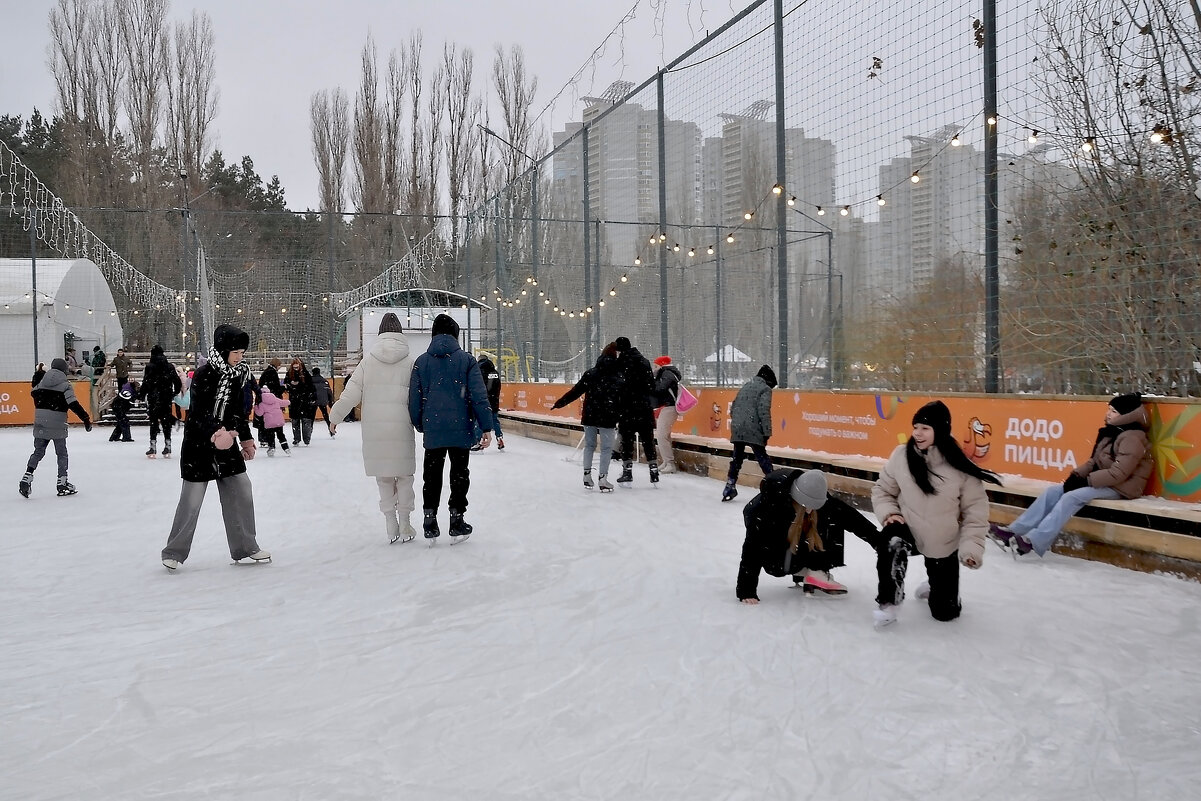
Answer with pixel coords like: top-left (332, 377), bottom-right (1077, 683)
top-left (255, 387), bottom-right (291, 457)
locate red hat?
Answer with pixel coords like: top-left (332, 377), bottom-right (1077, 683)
top-left (654, 355), bottom-right (672, 367)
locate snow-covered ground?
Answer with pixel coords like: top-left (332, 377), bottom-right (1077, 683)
top-left (2, 423), bottom-right (1200, 800)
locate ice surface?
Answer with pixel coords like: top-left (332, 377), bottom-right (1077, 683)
top-left (2, 424), bottom-right (1200, 799)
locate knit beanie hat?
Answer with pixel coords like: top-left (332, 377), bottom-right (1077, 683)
top-left (614, 337), bottom-right (632, 352)
top-left (1108, 392), bottom-right (1143, 416)
top-left (378, 312), bottom-right (403, 334)
top-left (432, 313), bottom-right (460, 338)
top-left (151, 344), bottom-right (164, 357)
top-left (756, 364), bottom-right (778, 388)
top-left (51, 358), bottom-right (68, 372)
top-left (912, 400), bottom-right (952, 438)
top-left (789, 470), bottom-right (828, 510)
top-left (654, 355), bottom-right (672, 367)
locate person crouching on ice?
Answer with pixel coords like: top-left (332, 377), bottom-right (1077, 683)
top-left (737, 469), bottom-right (880, 604)
top-left (161, 324), bottom-right (271, 571)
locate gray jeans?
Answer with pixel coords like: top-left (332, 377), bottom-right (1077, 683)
top-left (162, 473), bottom-right (261, 562)
top-left (583, 425), bottom-right (616, 477)
top-left (27, 438), bottom-right (69, 477)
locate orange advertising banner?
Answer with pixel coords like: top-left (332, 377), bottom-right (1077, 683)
top-left (503, 384), bottom-right (1201, 502)
top-left (0, 381), bottom-right (93, 426)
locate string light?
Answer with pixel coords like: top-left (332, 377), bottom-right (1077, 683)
top-left (840, 206), bottom-right (850, 216)
top-left (1081, 137), bottom-right (1094, 152)
top-left (726, 233), bottom-right (735, 243)
top-left (743, 211), bottom-right (753, 221)
top-left (688, 247), bottom-right (695, 257)
top-left (771, 184), bottom-right (782, 195)
top-left (1027, 130), bottom-right (1039, 144)
top-left (787, 196), bottom-right (796, 207)
top-left (877, 195), bottom-right (886, 206)
top-left (816, 206), bottom-right (825, 216)
top-left (707, 246), bottom-right (714, 255)
top-left (910, 172), bottom-right (920, 183)
top-left (634, 257), bottom-right (641, 265)
top-left (672, 243), bottom-right (680, 252)
top-left (658, 233), bottom-right (666, 242)
top-left (950, 133), bottom-right (961, 146)
top-left (987, 115), bottom-right (997, 126)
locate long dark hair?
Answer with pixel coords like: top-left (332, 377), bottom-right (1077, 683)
top-left (906, 432), bottom-right (1002, 495)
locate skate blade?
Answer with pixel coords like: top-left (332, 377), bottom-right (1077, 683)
top-left (598, 487), bottom-right (613, 493)
top-left (391, 533), bottom-right (416, 545)
top-left (231, 557), bottom-right (271, 565)
top-left (450, 534), bottom-right (470, 545)
top-left (803, 584), bottom-right (848, 596)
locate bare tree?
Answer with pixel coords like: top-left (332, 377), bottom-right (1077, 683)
top-left (48, 0), bottom-right (92, 122)
top-left (423, 60), bottom-right (447, 227)
top-left (491, 45), bottom-right (538, 186)
top-left (119, 0), bottom-right (169, 186)
top-left (403, 31), bottom-right (425, 220)
top-left (310, 88), bottom-right (349, 213)
top-left (444, 43), bottom-right (478, 258)
top-left (86, 0), bottom-right (124, 146)
top-left (165, 10), bottom-right (218, 183)
top-left (351, 36), bottom-right (386, 214)
top-left (383, 49), bottom-right (408, 221)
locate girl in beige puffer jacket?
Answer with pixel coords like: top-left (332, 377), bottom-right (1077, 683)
top-left (871, 400), bottom-right (1002, 627)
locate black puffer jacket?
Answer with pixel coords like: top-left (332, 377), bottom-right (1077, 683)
top-left (552, 352), bottom-right (624, 428)
top-left (616, 346), bottom-right (655, 421)
top-left (140, 350), bottom-right (182, 417)
top-left (285, 366), bottom-right (317, 418)
top-left (736, 469), bottom-right (880, 601)
top-left (477, 357), bottom-right (502, 413)
top-left (652, 364), bottom-right (681, 408)
top-left (179, 325), bottom-right (253, 483)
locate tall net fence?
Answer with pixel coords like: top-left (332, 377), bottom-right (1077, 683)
top-left (3, 0), bottom-right (1199, 394)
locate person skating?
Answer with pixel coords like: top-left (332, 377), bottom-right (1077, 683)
top-left (409, 314), bottom-right (493, 544)
top-left (161, 324), bottom-right (270, 570)
top-left (139, 345), bottom-right (182, 458)
top-left (19, 357), bottom-right (92, 498)
top-left (108, 379), bottom-right (137, 443)
top-left (651, 355), bottom-right (682, 473)
top-left (111, 347), bottom-right (133, 390)
top-left (330, 312), bottom-right (418, 543)
top-left (613, 336), bottom-right (659, 485)
top-left (870, 400), bottom-right (1002, 628)
top-left (473, 355), bottom-right (504, 451)
top-left (285, 357), bottom-right (317, 446)
top-left (737, 469), bottom-right (881, 603)
top-left (551, 343), bottom-right (624, 491)
top-left (254, 386), bottom-right (292, 457)
top-left (988, 393), bottom-right (1152, 558)
top-left (722, 365), bottom-right (777, 501)
top-left (311, 367), bottom-right (335, 437)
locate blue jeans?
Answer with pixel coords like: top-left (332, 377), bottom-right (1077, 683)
top-left (1008, 484), bottom-right (1121, 555)
top-left (583, 425), bottom-right (616, 477)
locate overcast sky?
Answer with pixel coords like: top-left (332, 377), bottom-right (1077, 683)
top-left (1, 0), bottom-right (732, 211)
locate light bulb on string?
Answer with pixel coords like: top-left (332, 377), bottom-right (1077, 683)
top-left (840, 206), bottom-right (850, 216)
top-left (877, 195), bottom-right (886, 206)
top-left (659, 233), bottom-right (666, 242)
top-left (787, 196), bottom-right (796, 207)
top-left (672, 243), bottom-right (680, 252)
top-left (707, 246), bottom-right (714, 255)
top-left (1027, 130), bottom-right (1039, 144)
top-left (526, 276), bottom-right (533, 283)
top-left (910, 172), bottom-right (920, 183)
top-left (951, 134), bottom-right (961, 146)
top-left (649, 234), bottom-right (657, 244)
top-left (726, 233), bottom-right (735, 243)
top-left (634, 257), bottom-right (641, 266)
top-left (987, 115), bottom-right (997, 126)
top-left (609, 289), bottom-right (617, 297)
top-left (772, 184), bottom-right (782, 195)
top-left (598, 300), bottom-right (605, 307)
top-left (743, 211), bottom-right (753, 221)
top-left (1081, 138), bottom-right (1094, 152)
top-left (688, 247), bottom-right (695, 257)
top-left (620, 275), bottom-right (628, 282)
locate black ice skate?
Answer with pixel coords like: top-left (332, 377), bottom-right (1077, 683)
top-left (448, 511), bottom-right (472, 545)
top-left (56, 478), bottom-right (77, 496)
top-left (19, 471), bottom-right (33, 498)
top-left (616, 462), bottom-right (633, 484)
top-left (146, 439), bottom-right (157, 459)
top-left (649, 461), bottom-right (660, 485)
top-left (423, 509), bottom-right (440, 545)
top-left (161, 441), bottom-right (172, 458)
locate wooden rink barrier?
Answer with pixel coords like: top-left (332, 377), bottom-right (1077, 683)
top-left (500, 385), bottom-right (1201, 581)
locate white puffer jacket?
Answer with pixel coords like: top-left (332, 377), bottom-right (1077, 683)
top-left (872, 443), bottom-right (990, 564)
top-left (329, 332), bottom-right (416, 477)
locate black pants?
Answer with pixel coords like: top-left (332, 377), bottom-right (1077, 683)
top-left (316, 405), bottom-right (331, 430)
top-left (263, 427), bottom-right (290, 450)
top-left (872, 522), bottom-right (961, 621)
top-left (148, 411), bottom-right (174, 444)
top-left (727, 442), bottom-right (772, 482)
top-left (422, 447), bottom-right (471, 512)
top-left (618, 415), bottom-right (658, 464)
top-left (109, 410), bottom-right (132, 441)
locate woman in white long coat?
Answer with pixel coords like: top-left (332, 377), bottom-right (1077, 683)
top-left (329, 313), bottom-right (418, 543)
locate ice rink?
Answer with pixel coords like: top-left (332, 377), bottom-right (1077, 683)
top-left (3, 423), bottom-right (1200, 800)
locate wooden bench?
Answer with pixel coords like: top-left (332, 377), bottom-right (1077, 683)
top-left (500, 411), bottom-right (1201, 581)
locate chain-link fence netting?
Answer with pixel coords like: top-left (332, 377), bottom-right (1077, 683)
top-left (4, 0), bottom-right (1199, 393)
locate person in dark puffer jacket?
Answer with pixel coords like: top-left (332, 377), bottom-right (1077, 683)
top-left (722, 365), bottom-right (777, 502)
top-left (109, 379), bottom-right (137, 443)
top-left (19, 358), bottom-right (92, 498)
top-left (409, 314), bottom-right (493, 543)
top-left (160, 324), bottom-right (271, 571)
top-left (552, 342), bottom-right (624, 490)
top-left (140, 345), bottom-right (182, 458)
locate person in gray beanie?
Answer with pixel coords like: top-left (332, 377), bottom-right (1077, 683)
top-left (736, 468), bottom-right (880, 603)
top-left (19, 357), bottom-right (92, 498)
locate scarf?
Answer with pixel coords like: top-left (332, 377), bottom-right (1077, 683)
top-left (208, 345), bottom-right (250, 422)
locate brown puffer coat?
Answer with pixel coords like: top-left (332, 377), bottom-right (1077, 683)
top-left (1074, 406), bottom-right (1153, 499)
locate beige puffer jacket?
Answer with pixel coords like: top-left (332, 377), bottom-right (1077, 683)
top-left (872, 443), bottom-right (990, 563)
top-left (1074, 406), bottom-right (1152, 499)
top-left (329, 332), bottom-right (416, 477)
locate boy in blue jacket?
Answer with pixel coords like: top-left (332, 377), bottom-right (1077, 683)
top-left (409, 314), bottom-right (494, 544)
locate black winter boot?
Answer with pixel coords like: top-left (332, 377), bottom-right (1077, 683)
top-left (617, 462), bottom-right (634, 484)
top-left (423, 509), bottom-right (440, 541)
top-left (448, 510), bottom-right (472, 544)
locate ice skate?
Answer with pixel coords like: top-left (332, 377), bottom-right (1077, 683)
top-left (18, 471), bottom-right (33, 498)
top-left (385, 513), bottom-right (402, 544)
top-left (232, 550), bottom-right (272, 565)
top-left (497, 437), bottom-right (505, 451)
top-left (423, 510), bottom-right (440, 545)
top-left (721, 479), bottom-right (738, 502)
top-left (649, 461), bottom-right (660, 485)
top-left (583, 469), bottom-right (594, 490)
top-left (282, 447), bottom-right (292, 457)
top-left (873, 604), bottom-right (898, 629)
top-left (987, 523), bottom-right (1015, 553)
top-left (396, 520), bottom-right (416, 544)
top-left (616, 463), bottom-right (633, 485)
top-left (597, 474), bottom-right (614, 493)
top-left (802, 570), bottom-right (848, 596)
top-left (161, 442), bottom-right (172, 458)
top-left (267, 447), bottom-right (276, 457)
top-left (659, 461), bottom-right (677, 474)
top-left (162, 558), bottom-right (180, 571)
top-left (56, 478), bottom-right (77, 496)
top-left (146, 439), bottom-right (157, 459)
top-left (448, 511), bottom-right (472, 545)
top-left (1012, 533), bottom-right (1035, 557)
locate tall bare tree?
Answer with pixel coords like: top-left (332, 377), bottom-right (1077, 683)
top-left (383, 49), bottom-right (409, 222)
top-left (351, 36), bottom-right (386, 214)
top-left (423, 60), bottom-right (447, 227)
top-left (165, 10), bottom-right (218, 184)
top-left (403, 31), bottom-right (425, 221)
top-left (310, 88), bottom-right (349, 213)
top-left (444, 43), bottom-right (478, 258)
top-left (119, 0), bottom-right (169, 187)
top-left (492, 44), bottom-right (538, 187)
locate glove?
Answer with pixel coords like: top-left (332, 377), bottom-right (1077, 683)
top-left (240, 439), bottom-right (257, 461)
top-left (211, 428), bottom-right (236, 450)
top-left (1063, 472), bottom-right (1088, 492)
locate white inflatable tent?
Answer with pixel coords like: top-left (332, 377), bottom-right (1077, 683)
top-left (0, 258), bottom-right (123, 381)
